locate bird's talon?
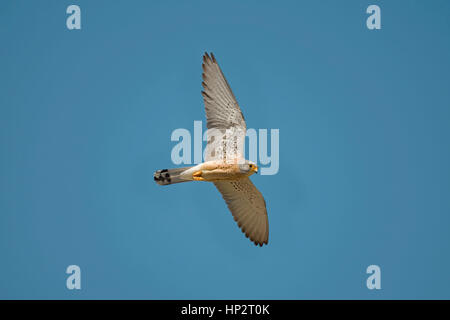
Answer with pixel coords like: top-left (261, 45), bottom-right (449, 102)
top-left (192, 170), bottom-right (205, 181)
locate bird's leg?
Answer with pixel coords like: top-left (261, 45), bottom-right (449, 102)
top-left (192, 170), bottom-right (206, 181)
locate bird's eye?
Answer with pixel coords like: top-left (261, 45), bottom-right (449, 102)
top-left (249, 164), bottom-right (253, 168)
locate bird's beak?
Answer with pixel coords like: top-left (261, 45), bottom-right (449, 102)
top-left (253, 165), bottom-right (259, 174)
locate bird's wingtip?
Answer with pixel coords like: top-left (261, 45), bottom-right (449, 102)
top-left (202, 52), bottom-right (216, 63)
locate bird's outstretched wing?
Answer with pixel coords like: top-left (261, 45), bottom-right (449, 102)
top-left (214, 178), bottom-right (269, 246)
top-left (202, 52), bottom-right (246, 131)
top-left (202, 52), bottom-right (246, 162)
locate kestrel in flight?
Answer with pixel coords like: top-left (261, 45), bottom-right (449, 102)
top-left (154, 53), bottom-right (269, 246)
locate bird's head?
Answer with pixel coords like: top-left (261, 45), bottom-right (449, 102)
top-left (239, 161), bottom-right (258, 176)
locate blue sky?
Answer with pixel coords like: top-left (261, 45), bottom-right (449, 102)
top-left (1, 0), bottom-right (450, 299)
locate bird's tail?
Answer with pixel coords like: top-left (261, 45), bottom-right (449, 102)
top-left (153, 166), bottom-right (195, 186)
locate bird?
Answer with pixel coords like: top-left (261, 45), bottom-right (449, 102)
top-left (154, 52), bottom-right (269, 246)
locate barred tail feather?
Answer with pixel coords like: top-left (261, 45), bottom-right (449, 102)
top-left (154, 166), bottom-right (194, 186)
